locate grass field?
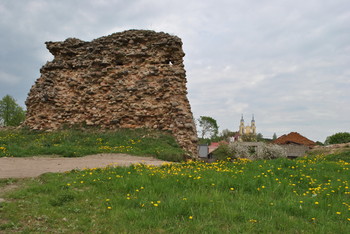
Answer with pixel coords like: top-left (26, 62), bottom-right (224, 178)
top-left (1, 151), bottom-right (349, 233)
top-left (0, 128), bottom-right (185, 161)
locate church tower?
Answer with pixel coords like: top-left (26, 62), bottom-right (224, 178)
top-left (251, 114), bottom-right (256, 135)
top-left (239, 114), bottom-right (245, 135)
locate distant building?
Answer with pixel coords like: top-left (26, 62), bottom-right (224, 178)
top-left (239, 114), bottom-right (256, 135)
top-left (273, 132), bottom-right (316, 147)
top-left (208, 141), bottom-right (228, 154)
top-left (234, 114), bottom-right (256, 141)
top-left (273, 132), bottom-right (316, 158)
top-left (198, 141), bottom-right (228, 159)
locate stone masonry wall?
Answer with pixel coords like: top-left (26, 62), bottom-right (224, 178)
top-left (24, 30), bottom-right (198, 157)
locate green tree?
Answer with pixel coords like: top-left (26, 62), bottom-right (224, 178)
top-left (198, 116), bottom-right (219, 139)
top-left (241, 133), bottom-right (257, 142)
top-left (256, 133), bottom-right (264, 141)
top-left (272, 133), bottom-right (277, 140)
top-left (324, 132), bottom-right (350, 145)
top-left (0, 95), bottom-right (26, 126)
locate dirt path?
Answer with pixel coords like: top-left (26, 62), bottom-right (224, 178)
top-left (0, 154), bottom-right (169, 179)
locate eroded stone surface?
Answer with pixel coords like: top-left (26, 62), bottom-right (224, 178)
top-left (24, 30), bottom-right (198, 157)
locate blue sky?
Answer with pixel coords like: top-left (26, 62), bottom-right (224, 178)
top-left (1, 0), bottom-right (349, 142)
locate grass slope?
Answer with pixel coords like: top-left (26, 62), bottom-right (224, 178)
top-left (0, 128), bottom-right (185, 161)
top-left (0, 152), bottom-right (349, 233)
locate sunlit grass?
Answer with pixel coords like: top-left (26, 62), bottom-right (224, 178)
top-left (1, 153), bottom-right (349, 232)
top-left (0, 128), bottom-right (185, 161)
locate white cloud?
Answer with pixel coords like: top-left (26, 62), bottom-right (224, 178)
top-left (0, 71), bottom-right (20, 85)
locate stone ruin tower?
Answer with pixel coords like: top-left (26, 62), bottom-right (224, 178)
top-left (24, 30), bottom-right (198, 157)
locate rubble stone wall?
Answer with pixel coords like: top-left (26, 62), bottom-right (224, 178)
top-left (24, 30), bottom-right (198, 157)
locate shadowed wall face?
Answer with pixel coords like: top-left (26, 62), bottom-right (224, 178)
top-left (24, 30), bottom-right (198, 157)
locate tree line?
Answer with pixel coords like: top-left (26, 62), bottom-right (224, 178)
top-left (196, 115), bottom-right (350, 145)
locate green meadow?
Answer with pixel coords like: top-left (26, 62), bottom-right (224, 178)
top-left (0, 128), bottom-right (185, 161)
top-left (1, 151), bottom-right (349, 233)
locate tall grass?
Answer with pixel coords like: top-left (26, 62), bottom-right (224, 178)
top-left (0, 128), bottom-right (185, 161)
top-left (1, 153), bottom-right (349, 233)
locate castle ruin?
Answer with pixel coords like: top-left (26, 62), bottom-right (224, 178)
top-left (24, 30), bottom-right (198, 157)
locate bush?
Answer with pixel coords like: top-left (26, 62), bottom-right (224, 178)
top-left (214, 142), bottom-right (287, 160)
top-left (325, 132), bottom-right (350, 145)
top-left (255, 143), bottom-right (287, 160)
top-left (212, 144), bottom-right (232, 161)
top-left (228, 142), bottom-right (250, 158)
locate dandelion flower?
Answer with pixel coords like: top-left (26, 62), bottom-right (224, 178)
top-left (189, 216), bottom-right (193, 220)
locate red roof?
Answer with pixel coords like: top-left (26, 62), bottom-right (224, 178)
top-left (208, 141), bottom-right (228, 153)
top-left (273, 132), bottom-right (316, 147)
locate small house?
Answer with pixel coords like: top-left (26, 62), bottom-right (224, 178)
top-left (273, 132), bottom-right (316, 158)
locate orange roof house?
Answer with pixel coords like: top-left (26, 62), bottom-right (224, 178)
top-left (273, 132), bottom-right (316, 147)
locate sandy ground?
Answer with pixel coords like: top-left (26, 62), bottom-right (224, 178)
top-left (0, 154), bottom-right (169, 179)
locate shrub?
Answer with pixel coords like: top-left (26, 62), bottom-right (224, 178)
top-left (214, 142), bottom-right (287, 160)
top-left (325, 132), bottom-right (350, 145)
top-left (228, 142), bottom-right (250, 158)
top-left (212, 144), bottom-right (232, 161)
top-left (255, 143), bottom-right (287, 160)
